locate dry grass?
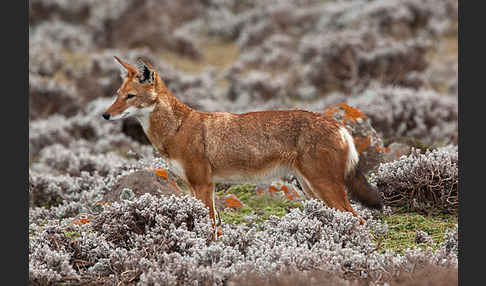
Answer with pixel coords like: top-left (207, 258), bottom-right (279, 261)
top-left (424, 20), bottom-right (458, 94)
top-left (159, 38), bottom-right (239, 74)
top-left (159, 36), bottom-right (240, 90)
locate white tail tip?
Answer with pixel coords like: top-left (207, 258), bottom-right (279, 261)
top-left (339, 127), bottom-right (359, 176)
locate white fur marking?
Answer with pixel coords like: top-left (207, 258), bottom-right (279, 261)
top-left (115, 61), bottom-right (128, 79)
top-left (339, 127), bottom-right (359, 176)
top-left (108, 108), bottom-right (131, 120)
top-left (134, 106), bottom-right (155, 133)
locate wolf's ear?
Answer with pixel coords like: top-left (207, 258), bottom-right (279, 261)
top-left (113, 56), bottom-right (136, 79)
top-left (136, 58), bottom-right (155, 84)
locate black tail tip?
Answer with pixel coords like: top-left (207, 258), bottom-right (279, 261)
top-left (368, 198), bottom-right (384, 211)
top-left (363, 187), bottom-right (384, 211)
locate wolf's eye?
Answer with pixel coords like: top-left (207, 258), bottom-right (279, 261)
top-left (127, 94), bottom-right (135, 99)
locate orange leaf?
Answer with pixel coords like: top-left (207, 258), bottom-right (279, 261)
top-left (79, 218), bottom-right (90, 224)
top-left (281, 185), bottom-right (289, 194)
top-left (269, 185), bottom-right (279, 193)
top-left (256, 188), bottom-right (264, 195)
top-left (385, 147), bottom-right (391, 153)
top-left (73, 220), bottom-right (80, 225)
top-left (154, 169), bottom-right (168, 180)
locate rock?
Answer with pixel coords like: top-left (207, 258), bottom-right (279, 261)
top-left (415, 230), bottom-right (433, 244)
top-left (104, 169), bottom-right (185, 203)
top-left (323, 103), bottom-right (386, 175)
top-left (224, 194), bottom-right (244, 209)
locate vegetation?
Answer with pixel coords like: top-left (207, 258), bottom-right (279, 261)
top-left (215, 184), bottom-right (457, 254)
top-left (374, 211), bottom-right (457, 254)
top-left (216, 184), bottom-right (303, 225)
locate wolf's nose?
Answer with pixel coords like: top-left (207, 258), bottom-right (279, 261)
top-left (102, 113), bottom-right (111, 120)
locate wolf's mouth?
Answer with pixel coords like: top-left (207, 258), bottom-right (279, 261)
top-left (109, 111), bottom-right (130, 120)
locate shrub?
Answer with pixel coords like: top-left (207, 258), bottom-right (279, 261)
top-left (29, 195), bottom-right (457, 285)
top-left (348, 85), bottom-right (458, 145)
top-left (370, 145), bottom-right (458, 214)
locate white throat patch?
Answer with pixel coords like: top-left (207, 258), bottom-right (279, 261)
top-left (134, 106), bottom-right (155, 133)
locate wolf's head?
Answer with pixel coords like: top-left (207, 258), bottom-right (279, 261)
top-left (103, 56), bottom-right (160, 121)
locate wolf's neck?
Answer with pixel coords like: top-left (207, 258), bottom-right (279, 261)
top-left (135, 91), bottom-right (193, 158)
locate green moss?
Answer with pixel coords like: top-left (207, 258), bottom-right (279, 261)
top-left (64, 231), bottom-right (81, 239)
top-left (217, 185), bottom-right (457, 255)
top-left (217, 184), bottom-right (302, 225)
top-left (374, 211), bottom-right (457, 254)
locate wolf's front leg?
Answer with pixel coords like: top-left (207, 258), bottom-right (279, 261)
top-left (189, 181), bottom-right (219, 240)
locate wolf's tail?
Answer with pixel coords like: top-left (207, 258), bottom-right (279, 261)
top-left (345, 163), bottom-right (383, 210)
top-left (339, 127), bottom-right (383, 210)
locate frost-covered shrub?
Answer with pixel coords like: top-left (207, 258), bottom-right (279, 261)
top-left (104, 0), bottom-right (203, 56)
top-left (29, 220), bottom-right (113, 285)
top-left (357, 39), bottom-right (429, 88)
top-left (227, 71), bottom-right (286, 102)
top-left (29, 156), bottom-right (169, 226)
top-left (29, 113), bottom-right (118, 157)
top-left (33, 143), bottom-right (130, 177)
top-left (29, 32), bottom-right (64, 77)
top-left (29, 244), bottom-right (79, 285)
top-left (30, 20), bottom-right (94, 52)
top-left (208, 0), bottom-right (456, 49)
top-left (29, 169), bottom-right (113, 216)
top-left (439, 225), bottom-right (458, 256)
top-left (226, 22), bottom-right (432, 102)
top-left (348, 85), bottom-right (458, 145)
top-left (328, 0), bottom-right (457, 38)
top-left (29, 194), bottom-right (457, 285)
top-left (208, 0), bottom-right (456, 102)
top-left (29, 172), bottom-right (78, 208)
top-left (91, 194), bottom-right (213, 251)
top-left (29, 74), bottom-right (79, 120)
top-left (297, 29), bottom-right (366, 93)
top-left (29, 0), bottom-right (203, 56)
top-left (370, 145), bottom-right (458, 213)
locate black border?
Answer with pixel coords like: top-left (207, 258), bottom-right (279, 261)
top-left (4, 0), bottom-right (29, 283)
top-left (458, 1), bottom-right (480, 285)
